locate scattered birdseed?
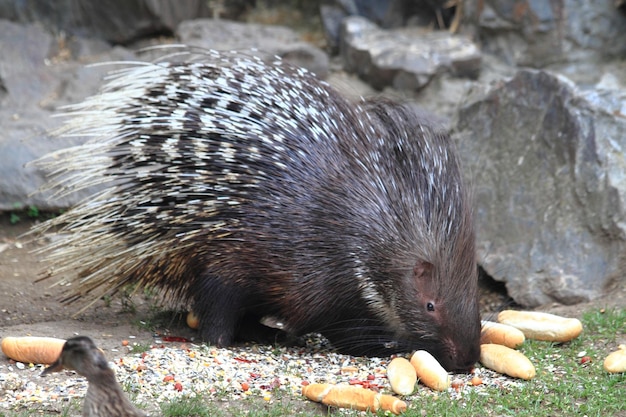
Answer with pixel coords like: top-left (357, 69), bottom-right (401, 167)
top-left (0, 334), bottom-right (529, 414)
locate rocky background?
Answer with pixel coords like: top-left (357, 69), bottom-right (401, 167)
top-left (0, 0), bottom-right (625, 309)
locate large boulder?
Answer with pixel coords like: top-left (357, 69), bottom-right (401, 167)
top-left (340, 16), bottom-right (481, 91)
top-left (454, 69), bottom-right (626, 306)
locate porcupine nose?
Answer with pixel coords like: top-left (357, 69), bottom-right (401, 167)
top-left (455, 340), bottom-right (480, 371)
top-left (436, 332), bottom-right (480, 371)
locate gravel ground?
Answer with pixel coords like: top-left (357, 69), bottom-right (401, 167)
top-left (1, 332), bottom-right (526, 416)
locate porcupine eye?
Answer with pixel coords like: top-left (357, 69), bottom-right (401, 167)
top-left (427, 302), bottom-right (435, 312)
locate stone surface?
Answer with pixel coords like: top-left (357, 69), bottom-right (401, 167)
top-left (177, 19), bottom-right (329, 78)
top-left (0, 0), bottom-right (214, 44)
top-left (320, 0), bottom-right (450, 51)
top-left (462, 0), bottom-right (626, 67)
top-left (340, 16), bottom-right (481, 90)
top-left (0, 19), bottom-right (73, 212)
top-left (453, 69), bottom-right (626, 306)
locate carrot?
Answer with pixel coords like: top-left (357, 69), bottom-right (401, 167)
top-left (481, 320), bottom-right (526, 348)
top-left (480, 343), bottom-right (536, 380)
top-left (302, 383), bottom-right (407, 415)
top-left (1, 336), bottom-right (66, 365)
top-left (387, 357), bottom-right (417, 395)
top-left (497, 310), bottom-right (582, 342)
top-left (410, 350), bottom-right (450, 391)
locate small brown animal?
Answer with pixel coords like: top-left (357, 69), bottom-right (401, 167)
top-left (42, 336), bottom-right (147, 417)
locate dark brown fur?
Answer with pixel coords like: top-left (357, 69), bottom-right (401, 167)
top-left (35, 50), bottom-right (480, 371)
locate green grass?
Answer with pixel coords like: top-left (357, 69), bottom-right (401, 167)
top-left (5, 204), bottom-right (58, 225)
top-left (128, 341), bottom-right (153, 354)
top-left (407, 308), bottom-right (626, 417)
top-left (158, 393), bottom-right (337, 417)
top-left (160, 394), bottom-right (213, 417)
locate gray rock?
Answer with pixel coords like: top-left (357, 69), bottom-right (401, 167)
top-left (177, 19), bottom-right (329, 78)
top-left (0, 0), bottom-right (214, 44)
top-left (463, 0), bottom-right (626, 67)
top-left (0, 19), bottom-right (136, 212)
top-left (453, 69), bottom-right (626, 307)
top-left (340, 16), bottom-right (481, 90)
top-left (320, 0), bottom-right (419, 51)
top-left (0, 20), bottom-right (60, 212)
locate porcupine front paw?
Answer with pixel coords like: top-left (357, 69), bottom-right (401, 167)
top-left (194, 304), bottom-right (238, 347)
top-left (235, 314), bottom-right (290, 345)
top-left (189, 276), bottom-right (243, 346)
top-left (194, 304), bottom-right (291, 347)
top-left (189, 276), bottom-right (290, 347)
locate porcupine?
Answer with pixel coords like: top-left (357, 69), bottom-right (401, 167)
top-left (35, 48), bottom-right (480, 371)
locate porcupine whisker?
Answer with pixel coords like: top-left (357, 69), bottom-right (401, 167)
top-left (308, 320), bottom-right (419, 355)
top-left (329, 336), bottom-right (402, 356)
top-left (482, 311), bottom-right (498, 322)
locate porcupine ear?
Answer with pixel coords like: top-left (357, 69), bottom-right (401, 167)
top-left (413, 261), bottom-right (433, 282)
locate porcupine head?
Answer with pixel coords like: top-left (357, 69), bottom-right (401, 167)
top-left (36, 49), bottom-right (480, 372)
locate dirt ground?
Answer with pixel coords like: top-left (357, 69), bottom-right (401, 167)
top-left (0, 218), bottom-right (190, 354)
top-left (1, 216), bottom-right (624, 356)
